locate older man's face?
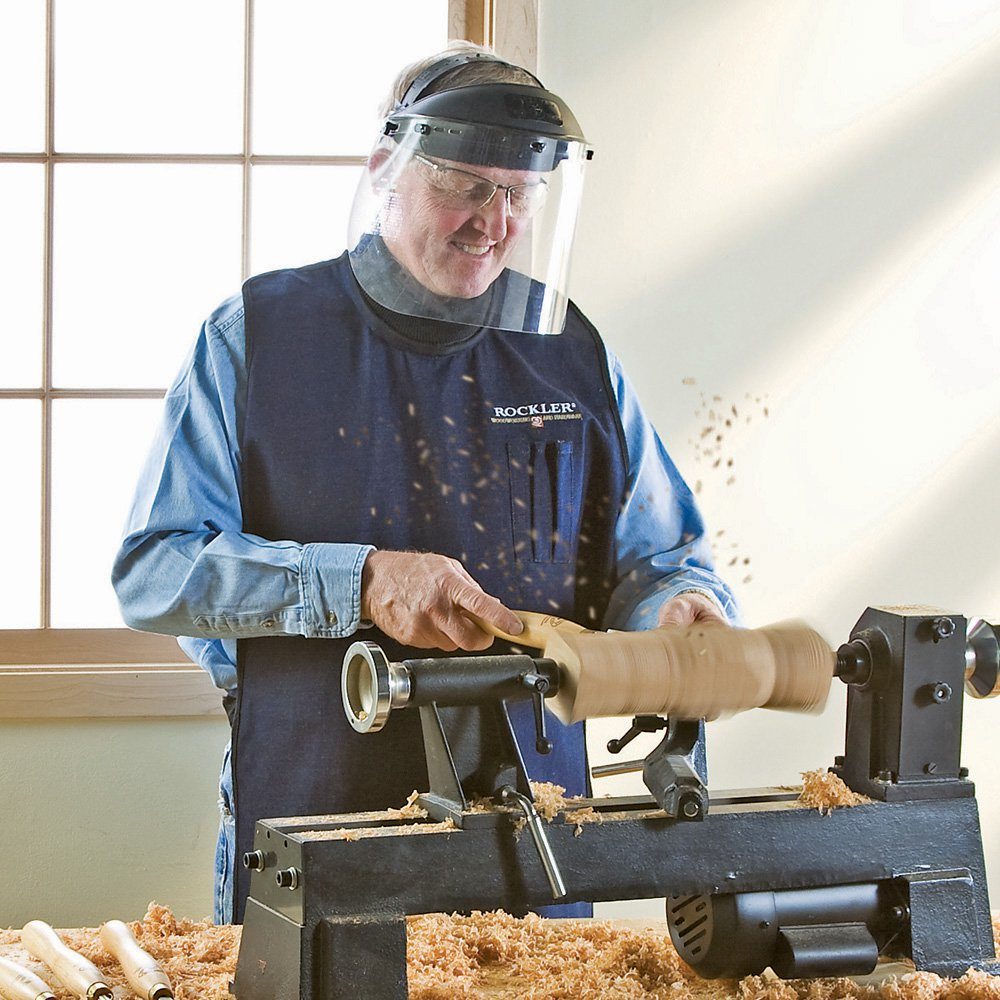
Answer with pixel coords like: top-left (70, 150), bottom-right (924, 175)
top-left (381, 154), bottom-right (543, 299)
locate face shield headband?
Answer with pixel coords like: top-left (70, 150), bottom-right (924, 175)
top-left (347, 77), bottom-right (593, 335)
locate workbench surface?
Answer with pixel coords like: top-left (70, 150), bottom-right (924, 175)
top-left (2, 905), bottom-right (998, 999)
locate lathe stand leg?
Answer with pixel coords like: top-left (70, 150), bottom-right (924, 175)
top-left (317, 915), bottom-right (407, 1000)
top-left (904, 870), bottom-right (998, 977)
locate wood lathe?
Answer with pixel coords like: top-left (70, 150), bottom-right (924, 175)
top-left (230, 606), bottom-right (1000, 999)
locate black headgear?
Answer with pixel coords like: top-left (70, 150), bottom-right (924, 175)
top-left (384, 52), bottom-right (591, 171)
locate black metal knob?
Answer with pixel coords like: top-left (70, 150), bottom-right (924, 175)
top-left (243, 850), bottom-right (267, 871)
top-left (275, 868), bottom-right (300, 889)
top-left (930, 616), bottom-right (956, 641)
top-left (930, 682), bottom-right (952, 704)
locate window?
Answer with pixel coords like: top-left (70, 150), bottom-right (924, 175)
top-left (0, 0), bottom-right (536, 699)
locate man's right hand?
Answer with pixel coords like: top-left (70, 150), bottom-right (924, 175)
top-left (360, 550), bottom-right (524, 652)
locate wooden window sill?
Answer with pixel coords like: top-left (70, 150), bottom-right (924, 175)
top-left (0, 664), bottom-right (226, 719)
top-left (0, 630), bottom-right (226, 719)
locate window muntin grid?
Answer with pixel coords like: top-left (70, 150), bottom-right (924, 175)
top-left (0, 0), bottom-right (458, 643)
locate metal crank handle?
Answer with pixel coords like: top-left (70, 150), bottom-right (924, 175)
top-left (499, 785), bottom-right (567, 901)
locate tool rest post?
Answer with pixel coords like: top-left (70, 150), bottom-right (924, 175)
top-left (404, 654), bottom-right (560, 706)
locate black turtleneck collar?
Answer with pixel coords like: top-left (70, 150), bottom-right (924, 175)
top-left (356, 280), bottom-right (485, 350)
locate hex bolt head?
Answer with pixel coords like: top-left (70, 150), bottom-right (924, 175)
top-left (677, 791), bottom-right (704, 821)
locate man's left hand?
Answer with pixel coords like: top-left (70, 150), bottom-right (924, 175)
top-left (657, 592), bottom-right (729, 627)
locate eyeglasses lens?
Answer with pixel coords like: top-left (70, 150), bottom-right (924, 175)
top-left (421, 158), bottom-right (546, 219)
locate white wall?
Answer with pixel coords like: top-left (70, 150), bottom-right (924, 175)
top-left (538, 0), bottom-right (1000, 918)
top-left (0, 717), bottom-right (228, 928)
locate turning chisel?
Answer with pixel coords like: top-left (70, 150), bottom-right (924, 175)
top-left (0, 956), bottom-right (57, 1000)
top-left (100, 919), bottom-right (174, 1000)
top-left (20, 921), bottom-right (113, 999)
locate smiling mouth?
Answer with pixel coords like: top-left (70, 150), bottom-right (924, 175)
top-left (452, 242), bottom-right (494, 257)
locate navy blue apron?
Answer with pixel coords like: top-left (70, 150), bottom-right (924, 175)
top-left (234, 254), bottom-right (628, 922)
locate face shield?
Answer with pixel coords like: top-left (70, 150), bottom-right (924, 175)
top-left (348, 82), bottom-right (592, 335)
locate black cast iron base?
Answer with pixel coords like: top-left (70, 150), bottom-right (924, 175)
top-left (230, 788), bottom-right (999, 999)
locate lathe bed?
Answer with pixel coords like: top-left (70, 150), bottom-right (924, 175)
top-left (236, 787), bottom-right (995, 997)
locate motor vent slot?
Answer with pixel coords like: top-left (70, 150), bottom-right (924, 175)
top-left (666, 894), bottom-right (714, 962)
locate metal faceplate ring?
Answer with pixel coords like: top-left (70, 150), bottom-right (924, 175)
top-left (965, 619), bottom-right (1000, 698)
top-left (342, 640), bottom-right (392, 732)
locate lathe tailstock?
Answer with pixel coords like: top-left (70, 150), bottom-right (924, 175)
top-left (230, 607), bottom-right (1000, 999)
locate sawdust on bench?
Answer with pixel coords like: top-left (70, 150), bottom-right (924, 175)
top-left (798, 769), bottom-right (873, 814)
top-left (2, 906), bottom-right (998, 999)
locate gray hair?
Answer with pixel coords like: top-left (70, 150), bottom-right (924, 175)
top-left (378, 41), bottom-right (539, 119)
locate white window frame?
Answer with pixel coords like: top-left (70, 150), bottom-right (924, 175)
top-left (0, 0), bottom-right (536, 716)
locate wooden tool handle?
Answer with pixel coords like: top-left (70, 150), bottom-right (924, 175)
top-left (21, 921), bottom-right (111, 998)
top-left (100, 920), bottom-right (173, 999)
top-left (469, 610), bottom-right (591, 650)
top-left (0, 957), bottom-right (57, 1000)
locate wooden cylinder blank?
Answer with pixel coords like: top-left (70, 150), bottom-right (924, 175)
top-left (543, 620), bottom-right (834, 724)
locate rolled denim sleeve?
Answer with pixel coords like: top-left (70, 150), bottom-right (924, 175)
top-left (112, 294), bottom-right (374, 675)
top-left (603, 351), bottom-right (740, 630)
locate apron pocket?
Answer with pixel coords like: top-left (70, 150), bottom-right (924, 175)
top-left (507, 439), bottom-right (575, 563)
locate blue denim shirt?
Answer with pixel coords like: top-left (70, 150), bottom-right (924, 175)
top-left (112, 292), bottom-right (739, 694)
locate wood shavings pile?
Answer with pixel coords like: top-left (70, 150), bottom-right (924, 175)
top-left (300, 818), bottom-right (459, 841)
top-left (408, 910), bottom-right (692, 998)
top-left (530, 780), bottom-right (573, 820)
top-left (524, 781), bottom-right (604, 836)
top-left (407, 910), bottom-right (1000, 999)
top-left (1, 907), bottom-right (997, 998)
top-left (0, 903), bottom-right (239, 999)
top-left (798, 769), bottom-right (873, 814)
top-left (390, 790), bottom-right (430, 820)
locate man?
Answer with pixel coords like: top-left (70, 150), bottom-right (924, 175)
top-left (113, 43), bottom-right (737, 925)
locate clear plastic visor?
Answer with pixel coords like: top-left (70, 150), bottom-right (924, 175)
top-left (348, 129), bottom-right (589, 334)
